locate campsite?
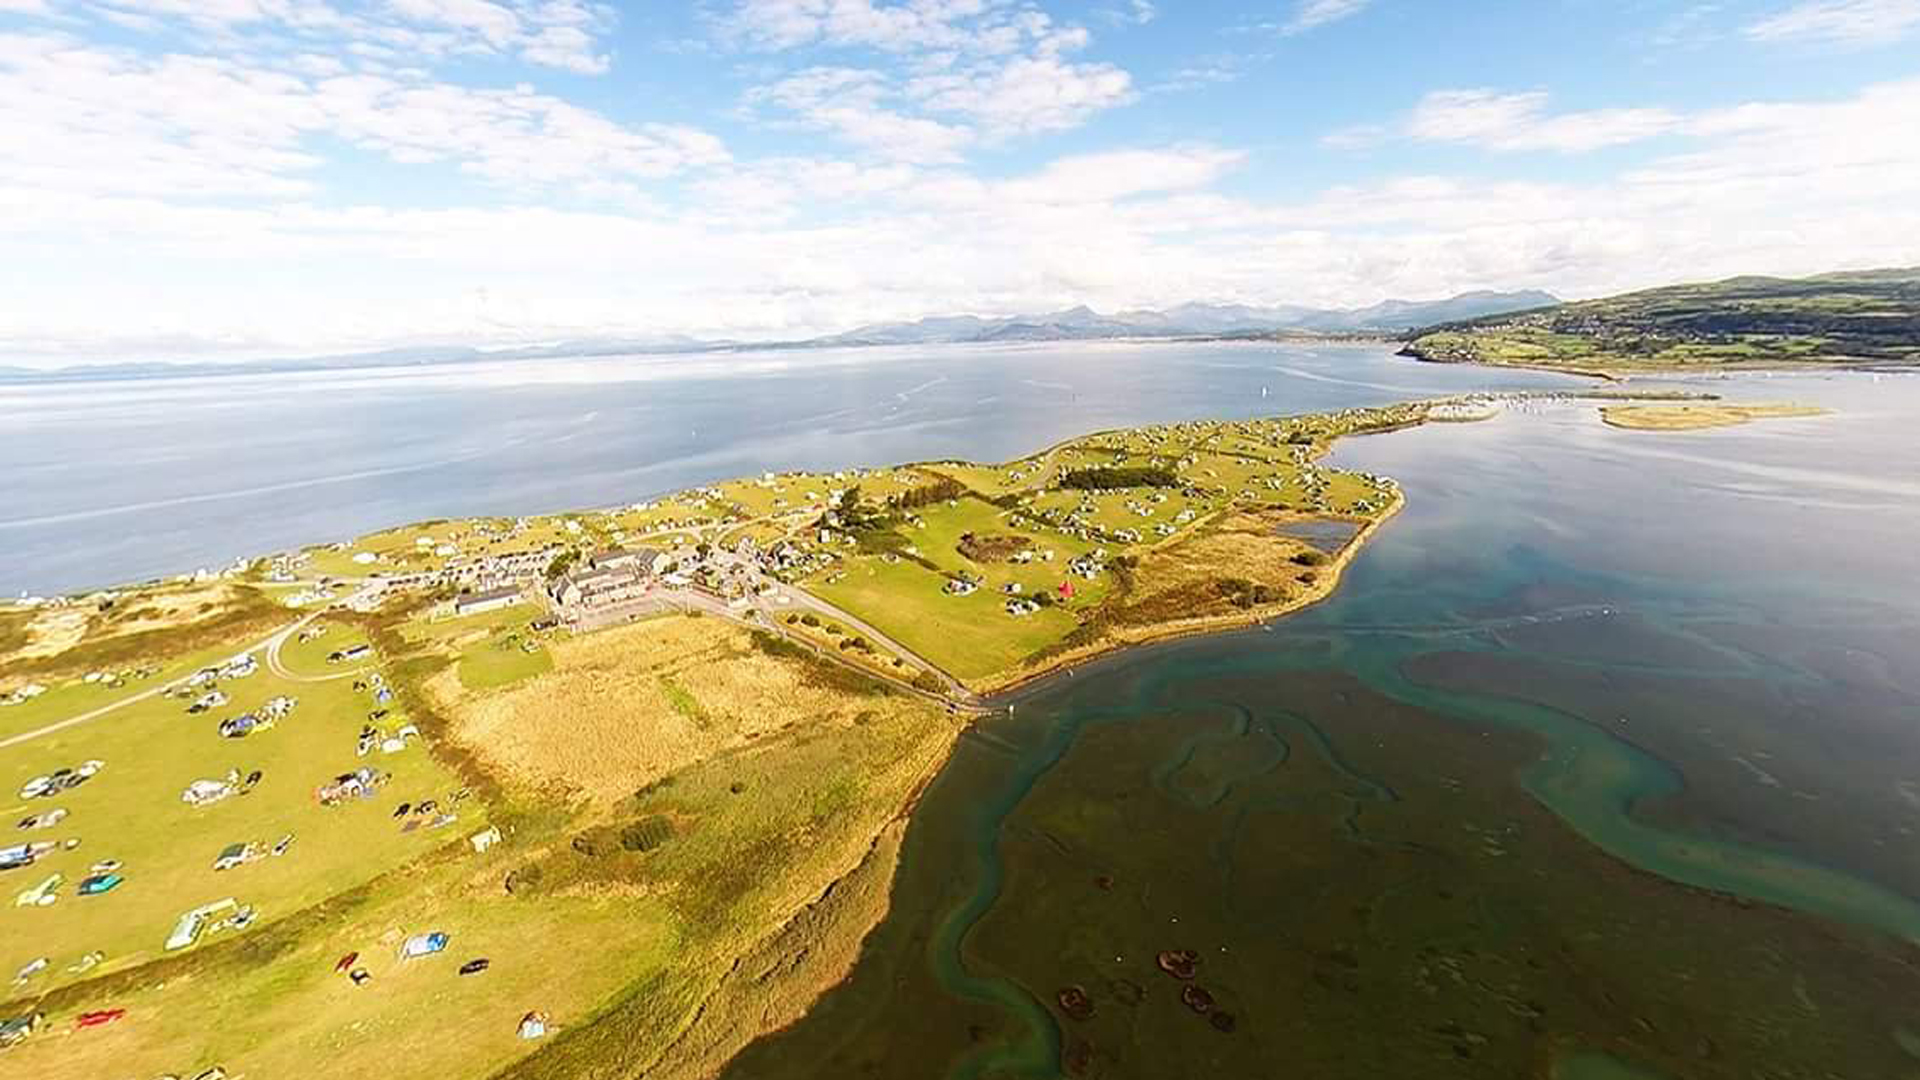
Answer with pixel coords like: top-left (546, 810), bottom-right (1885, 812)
top-left (1, 574), bottom-right (960, 1080)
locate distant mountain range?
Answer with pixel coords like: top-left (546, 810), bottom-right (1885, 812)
top-left (0, 289), bottom-right (1557, 382)
top-left (812, 290), bottom-right (1560, 346)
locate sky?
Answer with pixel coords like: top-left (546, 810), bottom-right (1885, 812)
top-left (3, 0), bottom-right (1919, 365)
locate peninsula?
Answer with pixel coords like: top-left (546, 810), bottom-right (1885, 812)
top-left (0, 399), bottom-right (1438, 1080)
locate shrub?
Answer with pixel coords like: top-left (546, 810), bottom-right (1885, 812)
top-left (1060, 466), bottom-right (1179, 490)
top-left (895, 477), bottom-right (966, 509)
top-left (619, 815), bottom-right (674, 853)
top-left (1291, 550), bottom-right (1329, 567)
top-left (507, 863), bottom-right (544, 894)
top-left (911, 670), bottom-right (946, 693)
top-left (800, 613), bottom-right (820, 627)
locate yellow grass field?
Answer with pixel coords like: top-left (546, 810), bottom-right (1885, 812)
top-left (433, 614), bottom-right (938, 804)
top-left (1600, 403), bottom-right (1829, 431)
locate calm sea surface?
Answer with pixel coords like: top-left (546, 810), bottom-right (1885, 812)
top-left (0, 341), bottom-right (1579, 595)
top-left (718, 368), bottom-right (1920, 1080)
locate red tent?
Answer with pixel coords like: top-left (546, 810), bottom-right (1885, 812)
top-left (1058, 580), bottom-right (1074, 599)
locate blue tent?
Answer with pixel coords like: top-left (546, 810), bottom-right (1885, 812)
top-left (77, 873), bottom-right (123, 896)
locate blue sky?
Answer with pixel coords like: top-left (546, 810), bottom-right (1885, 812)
top-left (3, 0), bottom-right (1918, 363)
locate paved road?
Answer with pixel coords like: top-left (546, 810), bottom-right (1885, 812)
top-left (756, 582), bottom-right (976, 701)
top-left (263, 618), bottom-right (373, 684)
top-left (609, 584), bottom-right (982, 712)
top-left (0, 611), bottom-right (322, 751)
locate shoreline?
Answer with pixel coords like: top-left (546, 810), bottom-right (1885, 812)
top-left (971, 487), bottom-right (1404, 700)
top-left (1402, 346), bottom-right (1920, 384)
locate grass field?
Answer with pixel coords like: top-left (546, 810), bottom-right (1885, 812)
top-left (1, 634), bottom-right (461, 995)
top-left (794, 409), bottom-right (1410, 687)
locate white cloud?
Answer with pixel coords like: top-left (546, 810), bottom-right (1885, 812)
top-left (729, 1), bottom-right (1135, 155)
top-left (1746, 0), bottom-right (1920, 44)
top-left (1405, 89), bottom-right (1683, 152)
top-left (13, 77), bottom-right (1920, 362)
top-left (75, 0), bottom-right (617, 73)
top-left (3, 13), bottom-right (1918, 364)
top-left (1328, 88), bottom-right (1684, 153)
top-left (1098, 0), bottom-right (1156, 26)
top-left (723, 0), bottom-right (1061, 54)
top-left (746, 66), bottom-right (973, 162)
top-left (1282, 0), bottom-right (1371, 35)
top-left (0, 32), bottom-right (724, 199)
top-left (906, 53), bottom-right (1133, 135)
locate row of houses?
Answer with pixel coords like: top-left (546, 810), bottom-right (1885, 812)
top-left (359, 544), bottom-right (568, 605)
top-left (548, 547), bottom-right (674, 615)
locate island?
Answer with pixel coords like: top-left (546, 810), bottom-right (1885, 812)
top-left (1599, 403), bottom-right (1829, 431)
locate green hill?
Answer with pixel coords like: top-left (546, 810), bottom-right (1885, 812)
top-left (1400, 268), bottom-right (1920, 374)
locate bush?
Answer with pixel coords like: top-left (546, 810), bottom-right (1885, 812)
top-left (1060, 466), bottom-right (1179, 490)
top-left (507, 863), bottom-right (544, 894)
top-left (1291, 550), bottom-right (1329, 567)
top-left (619, 815), bottom-right (675, 853)
top-left (800, 613), bottom-right (820, 627)
top-left (911, 670), bottom-right (946, 693)
top-left (895, 477), bottom-right (966, 509)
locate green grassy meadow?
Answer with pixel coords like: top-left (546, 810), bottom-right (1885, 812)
top-left (2, 639), bottom-right (462, 993)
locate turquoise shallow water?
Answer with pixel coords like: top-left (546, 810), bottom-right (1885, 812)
top-left (723, 371), bottom-right (1920, 1079)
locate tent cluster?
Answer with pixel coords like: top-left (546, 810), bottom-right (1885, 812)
top-left (18, 760), bottom-right (103, 801)
top-left (216, 695), bottom-right (297, 739)
top-left (315, 766), bottom-right (386, 807)
top-left (180, 768), bottom-right (263, 808)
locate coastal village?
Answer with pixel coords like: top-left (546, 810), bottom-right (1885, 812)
top-left (0, 402), bottom-right (1422, 1079)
